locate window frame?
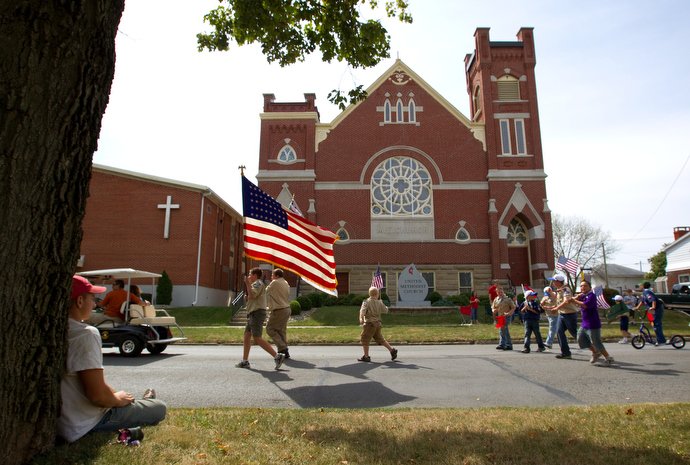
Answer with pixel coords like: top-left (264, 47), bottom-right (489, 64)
top-left (499, 119), bottom-right (512, 155)
top-left (277, 145), bottom-right (297, 164)
top-left (514, 119), bottom-right (526, 155)
top-left (458, 271), bottom-right (473, 295)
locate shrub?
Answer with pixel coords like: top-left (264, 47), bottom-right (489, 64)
top-left (479, 295), bottom-right (491, 307)
top-left (324, 295), bottom-right (339, 307)
top-left (307, 292), bottom-right (325, 308)
top-left (456, 294), bottom-right (470, 306)
top-left (156, 270), bottom-right (173, 305)
top-left (447, 294), bottom-right (463, 305)
top-left (289, 300), bottom-right (301, 315)
top-left (427, 291), bottom-right (442, 304)
top-left (296, 295), bottom-right (313, 312)
top-left (432, 298), bottom-right (455, 307)
top-left (349, 294), bottom-right (368, 306)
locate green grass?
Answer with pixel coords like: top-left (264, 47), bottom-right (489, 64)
top-left (33, 403), bottom-right (690, 464)
top-left (167, 306), bottom-right (690, 345)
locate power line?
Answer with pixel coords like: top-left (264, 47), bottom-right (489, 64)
top-left (619, 152), bottom-right (690, 247)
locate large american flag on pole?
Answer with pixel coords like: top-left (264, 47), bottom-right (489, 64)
top-left (556, 255), bottom-right (580, 276)
top-left (594, 285), bottom-right (610, 309)
top-left (371, 266), bottom-right (384, 290)
top-left (242, 177), bottom-right (339, 295)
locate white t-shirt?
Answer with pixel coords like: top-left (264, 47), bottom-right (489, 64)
top-left (56, 319), bottom-right (109, 442)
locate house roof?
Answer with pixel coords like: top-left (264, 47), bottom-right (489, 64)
top-left (661, 230), bottom-right (690, 253)
top-left (592, 263), bottom-right (645, 278)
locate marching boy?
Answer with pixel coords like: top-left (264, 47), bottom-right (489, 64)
top-left (521, 291), bottom-right (546, 353)
top-left (358, 287), bottom-right (398, 362)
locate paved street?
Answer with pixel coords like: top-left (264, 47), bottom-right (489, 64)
top-left (104, 343), bottom-right (690, 409)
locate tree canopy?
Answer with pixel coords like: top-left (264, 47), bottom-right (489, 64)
top-left (645, 250), bottom-right (667, 281)
top-left (552, 214), bottom-right (620, 287)
top-left (197, 0), bottom-right (412, 109)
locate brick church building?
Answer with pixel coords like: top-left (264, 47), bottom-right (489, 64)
top-left (78, 164), bottom-right (245, 306)
top-left (256, 27), bottom-right (554, 301)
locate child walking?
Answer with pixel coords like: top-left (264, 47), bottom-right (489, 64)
top-left (358, 287), bottom-right (398, 362)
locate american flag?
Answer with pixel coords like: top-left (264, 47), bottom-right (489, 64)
top-left (594, 285), bottom-right (610, 309)
top-left (556, 255), bottom-right (580, 275)
top-left (242, 177), bottom-right (339, 295)
top-left (371, 266), bottom-right (384, 290)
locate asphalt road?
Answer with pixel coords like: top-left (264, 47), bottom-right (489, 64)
top-left (103, 342), bottom-right (690, 409)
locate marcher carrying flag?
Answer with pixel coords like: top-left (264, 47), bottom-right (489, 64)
top-left (242, 176), bottom-right (339, 295)
top-left (371, 265), bottom-right (384, 290)
top-left (594, 285), bottom-right (610, 309)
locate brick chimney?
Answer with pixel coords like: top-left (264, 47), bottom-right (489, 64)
top-left (673, 227), bottom-right (690, 241)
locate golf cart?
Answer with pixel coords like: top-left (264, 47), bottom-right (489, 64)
top-left (76, 268), bottom-right (186, 357)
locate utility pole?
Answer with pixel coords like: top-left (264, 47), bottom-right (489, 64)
top-left (602, 243), bottom-right (609, 288)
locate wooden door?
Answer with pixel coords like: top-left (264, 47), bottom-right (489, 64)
top-left (508, 247), bottom-right (530, 288)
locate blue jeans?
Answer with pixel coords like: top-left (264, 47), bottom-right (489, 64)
top-left (577, 327), bottom-right (605, 353)
top-left (653, 308), bottom-right (666, 344)
top-left (545, 315), bottom-right (558, 346)
top-left (499, 323), bottom-right (512, 348)
top-left (523, 319), bottom-right (544, 350)
top-left (91, 399), bottom-right (167, 433)
top-left (471, 307), bottom-right (478, 321)
top-left (557, 313), bottom-right (578, 356)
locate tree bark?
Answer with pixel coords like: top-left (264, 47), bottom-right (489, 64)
top-left (0, 1), bottom-right (124, 462)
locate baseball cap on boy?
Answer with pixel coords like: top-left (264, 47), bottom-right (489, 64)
top-left (613, 295), bottom-right (623, 301)
top-left (548, 275), bottom-right (565, 282)
top-left (71, 275), bottom-right (107, 299)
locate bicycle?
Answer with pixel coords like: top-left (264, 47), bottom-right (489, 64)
top-left (630, 309), bottom-right (685, 349)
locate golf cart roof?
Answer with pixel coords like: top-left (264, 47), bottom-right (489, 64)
top-left (76, 268), bottom-right (162, 279)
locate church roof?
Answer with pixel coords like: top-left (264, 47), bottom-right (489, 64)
top-left (592, 263), bottom-right (645, 278)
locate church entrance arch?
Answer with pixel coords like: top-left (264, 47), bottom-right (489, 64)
top-left (507, 217), bottom-right (531, 289)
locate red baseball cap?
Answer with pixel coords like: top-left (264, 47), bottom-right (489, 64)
top-left (71, 275), bottom-right (107, 299)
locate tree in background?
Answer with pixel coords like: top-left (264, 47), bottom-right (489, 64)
top-left (1, 2), bottom-right (408, 462)
top-left (645, 251), bottom-right (667, 281)
top-left (552, 214), bottom-right (620, 289)
top-left (197, 0), bottom-right (413, 109)
top-left (156, 270), bottom-right (174, 305)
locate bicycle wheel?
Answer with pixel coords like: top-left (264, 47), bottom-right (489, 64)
top-left (670, 335), bottom-right (685, 349)
top-left (631, 335), bottom-right (645, 349)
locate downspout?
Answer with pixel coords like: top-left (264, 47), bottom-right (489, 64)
top-left (193, 192), bottom-right (210, 306)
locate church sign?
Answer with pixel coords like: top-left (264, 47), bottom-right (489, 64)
top-left (397, 263), bottom-right (430, 306)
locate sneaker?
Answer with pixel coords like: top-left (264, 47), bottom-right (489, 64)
top-left (279, 349), bottom-right (291, 359)
top-left (545, 344), bottom-right (552, 349)
top-left (618, 339), bottom-right (628, 344)
top-left (390, 348), bottom-right (398, 361)
top-left (235, 360), bottom-right (250, 369)
top-left (590, 352), bottom-right (601, 363)
top-left (504, 346), bottom-right (513, 351)
top-left (496, 346), bottom-right (505, 350)
top-left (521, 348), bottom-right (530, 353)
top-left (606, 356), bottom-right (615, 363)
top-left (599, 358), bottom-right (613, 367)
top-left (537, 347), bottom-right (546, 352)
top-left (274, 353), bottom-right (286, 370)
top-left (143, 388), bottom-right (156, 400)
top-left (357, 355), bottom-right (371, 362)
top-left (555, 354), bottom-right (572, 359)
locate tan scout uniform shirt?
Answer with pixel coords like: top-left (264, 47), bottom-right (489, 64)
top-left (245, 280), bottom-right (266, 314)
top-left (266, 277), bottom-right (291, 311)
top-left (491, 296), bottom-right (516, 316)
top-left (541, 295), bottom-right (558, 317)
top-left (360, 298), bottom-right (389, 324)
top-left (554, 286), bottom-right (579, 314)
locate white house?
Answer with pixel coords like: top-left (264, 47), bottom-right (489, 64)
top-left (591, 263), bottom-right (645, 293)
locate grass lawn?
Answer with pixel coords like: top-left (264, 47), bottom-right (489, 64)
top-left (34, 403), bottom-right (690, 464)
top-left (167, 306), bottom-right (690, 345)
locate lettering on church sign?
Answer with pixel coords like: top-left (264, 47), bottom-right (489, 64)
top-left (371, 219), bottom-right (434, 241)
top-left (397, 264), bottom-right (430, 307)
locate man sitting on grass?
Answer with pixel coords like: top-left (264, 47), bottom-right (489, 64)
top-left (58, 276), bottom-right (166, 443)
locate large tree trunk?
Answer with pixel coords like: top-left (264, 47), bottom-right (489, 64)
top-left (0, 1), bottom-right (124, 463)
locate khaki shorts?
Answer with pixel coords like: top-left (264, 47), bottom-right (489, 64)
top-left (245, 309), bottom-right (266, 337)
top-left (360, 321), bottom-right (386, 346)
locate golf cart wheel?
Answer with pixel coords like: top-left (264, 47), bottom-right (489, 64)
top-left (631, 335), bottom-right (645, 349)
top-left (119, 336), bottom-right (144, 357)
top-left (147, 343), bottom-right (168, 355)
top-left (671, 335), bottom-right (685, 349)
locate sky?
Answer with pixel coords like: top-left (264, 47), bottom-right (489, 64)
top-left (93, 0), bottom-right (690, 273)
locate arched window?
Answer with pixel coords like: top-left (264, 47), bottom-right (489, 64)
top-left (371, 157), bottom-right (433, 217)
top-left (473, 86), bottom-right (482, 119)
top-left (336, 227), bottom-right (349, 242)
top-left (396, 99), bottom-right (404, 122)
top-left (455, 227), bottom-right (470, 242)
top-left (408, 99), bottom-right (416, 122)
top-left (384, 99), bottom-right (391, 122)
top-left (277, 145), bottom-right (296, 164)
top-left (507, 218), bottom-right (528, 246)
